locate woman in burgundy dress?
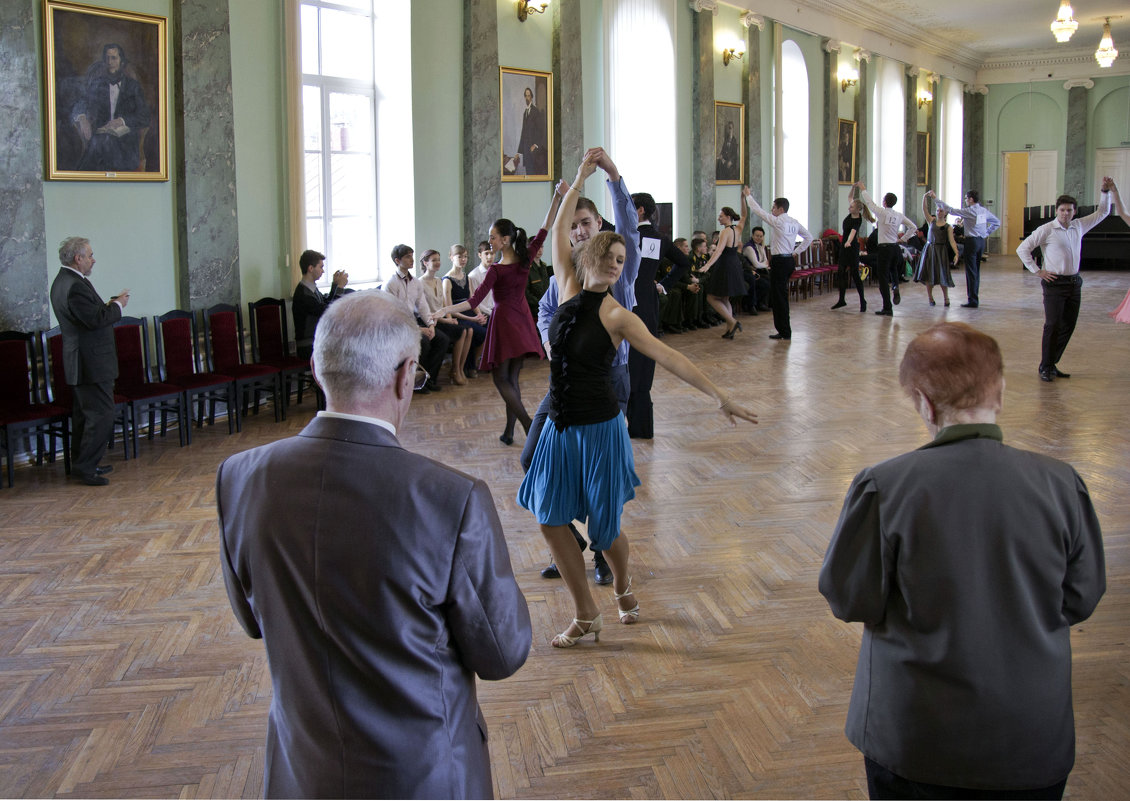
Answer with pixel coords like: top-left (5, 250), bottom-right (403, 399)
top-left (436, 195), bottom-right (563, 444)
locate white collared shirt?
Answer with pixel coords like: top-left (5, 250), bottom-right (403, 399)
top-left (860, 191), bottom-right (919, 245)
top-left (383, 270), bottom-right (430, 320)
top-left (745, 197), bottom-right (814, 256)
top-left (316, 410), bottom-right (397, 437)
top-left (1017, 195), bottom-right (1111, 276)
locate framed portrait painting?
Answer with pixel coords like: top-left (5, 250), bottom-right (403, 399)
top-left (43, 0), bottom-right (168, 181)
top-left (916, 132), bottom-right (929, 186)
top-left (500, 67), bottom-right (553, 182)
top-left (714, 101), bottom-right (743, 185)
top-left (837, 118), bottom-right (857, 185)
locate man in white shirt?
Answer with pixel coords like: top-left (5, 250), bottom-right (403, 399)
top-left (383, 244), bottom-right (450, 393)
top-left (856, 182), bottom-right (919, 316)
top-left (745, 190), bottom-right (814, 340)
top-left (934, 190), bottom-right (1000, 308)
top-left (467, 241), bottom-right (496, 317)
top-left (1016, 179), bottom-right (1114, 382)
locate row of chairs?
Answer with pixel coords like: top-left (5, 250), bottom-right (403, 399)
top-left (789, 239), bottom-right (839, 300)
top-left (0, 298), bottom-right (315, 488)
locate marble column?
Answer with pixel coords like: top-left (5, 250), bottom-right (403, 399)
top-left (855, 51), bottom-right (869, 185)
top-left (552, 0), bottom-right (583, 180)
top-left (741, 13), bottom-right (763, 200)
top-left (1064, 80), bottom-right (1090, 200)
top-left (822, 39), bottom-right (840, 229)
top-left (0, 1), bottom-right (49, 330)
top-left (462, 0), bottom-right (501, 246)
top-left (904, 67), bottom-right (918, 213)
top-left (927, 77), bottom-right (939, 192)
top-left (172, 0), bottom-right (240, 310)
top-left (962, 87), bottom-right (986, 195)
top-left (690, 6), bottom-right (715, 233)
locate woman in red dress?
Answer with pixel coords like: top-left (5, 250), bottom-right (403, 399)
top-left (436, 195), bottom-right (563, 444)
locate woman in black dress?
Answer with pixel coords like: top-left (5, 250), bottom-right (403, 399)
top-left (698, 198), bottom-right (748, 339)
top-left (831, 188), bottom-right (875, 312)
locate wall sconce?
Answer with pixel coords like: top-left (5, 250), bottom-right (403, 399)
top-left (917, 89), bottom-right (933, 108)
top-left (839, 66), bottom-right (859, 93)
top-left (1094, 17), bottom-right (1119, 68)
top-left (1050, 0), bottom-right (1079, 43)
top-left (722, 46), bottom-right (745, 66)
top-left (517, 0), bottom-right (548, 22)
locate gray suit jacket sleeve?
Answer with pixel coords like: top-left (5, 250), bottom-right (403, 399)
top-left (1062, 470), bottom-right (1106, 624)
top-left (446, 479), bottom-right (532, 680)
top-left (216, 459), bottom-right (262, 640)
top-left (818, 469), bottom-right (888, 625)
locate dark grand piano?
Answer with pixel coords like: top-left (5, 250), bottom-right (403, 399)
top-left (1022, 204), bottom-right (1130, 270)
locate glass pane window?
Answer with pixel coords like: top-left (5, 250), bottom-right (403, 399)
top-left (304, 152), bottom-right (323, 216)
top-left (328, 92), bottom-right (373, 154)
top-left (302, 86), bottom-right (322, 151)
top-left (331, 153), bottom-right (375, 217)
top-left (320, 8), bottom-right (373, 81)
top-left (300, 4), bottom-right (319, 75)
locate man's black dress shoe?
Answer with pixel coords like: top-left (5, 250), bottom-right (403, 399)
top-left (1054, 368), bottom-right (1071, 378)
top-left (893, 288), bottom-right (901, 305)
top-left (78, 473), bottom-right (110, 486)
top-left (768, 333), bottom-right (790, 340)
top-left (427, 380), bottom-right (442, 392)
top-left (594, 554), bottom-right (613, 585)
top-left (1039, 369), bottom-right (1055, 382)
top-left (541, 563), bottom-right (561, 579)
top-left (875, 309), bottom-right (893, 316)
top-left (499, 434), bottom-right (514, 446)
top-left (831, 300), bottom-right (847, 309)
top-left (95, 465), bottom-right (113, 475)
top-left (961, 302), bottom-right (978, 308)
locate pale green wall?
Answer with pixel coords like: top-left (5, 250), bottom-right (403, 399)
top-left (39, 0), bottom-right (179, 325)
top-left (711, 11), bottom-right (745, 218)
top-left (411, 0), bottom-right (464, 269)
top-left (230, 0), bottom-right (287, 303)
top-left (1086, 78), bottom-right (1130, 195)
top-left (580, 0), bottom-right (604, 214)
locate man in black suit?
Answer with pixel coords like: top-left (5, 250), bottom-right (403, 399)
top-left (291, 249), bottom-right (348, 360)
top-left (515, 86), bottom-right (547, 176)
top-left (49, 236), bottom-right (129, 486)
top-left (218, 290), bottom-right (530, 797)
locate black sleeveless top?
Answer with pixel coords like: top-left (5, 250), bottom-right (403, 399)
top-left (842, 214), bottom-right (863, 252)
top-left (547, 289), bottom-right (619, 430)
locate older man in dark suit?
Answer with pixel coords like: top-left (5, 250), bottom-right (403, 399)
top-left (217, 290), bottom-right (531, 799)
top-left (820, 322), bottom-right (1105, 800)
top-left (49, 236), bottom-right (129, 486)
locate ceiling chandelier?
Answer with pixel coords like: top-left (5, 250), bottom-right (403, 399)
top-left (1050, 0), bottom-right (1079, 43)
top-left (1094, 18), bottom-right (1119, 68)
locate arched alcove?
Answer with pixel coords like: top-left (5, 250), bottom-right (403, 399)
top-left (997, 91), bottom-right (1063, 152)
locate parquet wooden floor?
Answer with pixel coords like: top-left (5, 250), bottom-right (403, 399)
top-left (2, 259), bottom-right (1128, 799)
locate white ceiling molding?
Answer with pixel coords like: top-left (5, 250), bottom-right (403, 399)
top-left (1063, 78), bottom-right (1096, 90)
top-left (740, 10), bottom-right (764, 30)
top-left (823, 39), bottom-right (841, 53)
top-left (853, 49), bottom-right (871, 63)
top-left (719, 0), bottom-right (1130, 87)
top-left (689, 0), bottom-right (719, 14)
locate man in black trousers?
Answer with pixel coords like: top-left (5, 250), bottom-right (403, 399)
top-left (50, 236), bottom-right (129, 486)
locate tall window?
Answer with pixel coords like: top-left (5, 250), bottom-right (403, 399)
top-left (300, 0), bottom-right (378, 283)
top-left (872, 57), bottom-right (905, 210)
top-left (605, 0), bottom-right (676, 220)
top-left (940, 79), bottom-right (963, 204)
top-left (780, 40), bottom-right (809, 229)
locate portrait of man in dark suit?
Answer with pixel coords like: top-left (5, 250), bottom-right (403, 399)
top-left (217, 290), bottom-right (531, 798)
top-left (501, 69), bottom-right (552, 181)
top-left (70, 42), bottom-right (151, 172)
top-left (49, 236), bottom-right (130, 486)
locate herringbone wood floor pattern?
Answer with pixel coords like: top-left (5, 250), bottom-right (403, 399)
top-left (2, 260), bottom-right (1128, 799)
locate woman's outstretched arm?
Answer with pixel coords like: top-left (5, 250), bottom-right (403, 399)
top-left (553, 153), bottom-right (598, 299)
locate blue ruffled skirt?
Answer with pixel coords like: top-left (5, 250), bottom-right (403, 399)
top-left (516, 413), bottom-right (640, 550)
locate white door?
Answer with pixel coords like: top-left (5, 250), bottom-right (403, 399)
top-left (1095, 148), bottom-right (1130, 201)
top-left (1027, 150), bottom-right (1058, 206)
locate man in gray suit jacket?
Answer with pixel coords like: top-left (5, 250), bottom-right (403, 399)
top-left (49, 236), bottom-right (129, 486)
top-left (217, 290), bottom-right (531, 799)
top-left (820, 322), bottom-right (1105, 799)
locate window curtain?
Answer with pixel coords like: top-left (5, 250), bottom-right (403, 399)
top-left (284, 0), bottom-right (305, 288)
top-left (604, 0), bottom-right (676, 211)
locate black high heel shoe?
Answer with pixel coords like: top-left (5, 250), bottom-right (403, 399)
top-left (722, 321), bottom-right (742, 339)
top-left (499, 434), bottom-right (514, 446)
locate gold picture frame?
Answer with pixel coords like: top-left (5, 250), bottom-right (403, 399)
top-left (500, 66), bottom-right (553, 182)
top-left (43, 0), bottom-right (168, 181)
top-left (837, 118), bottom-right (857, 185)
top-left (916, 131), bottom-right (930, 186)
top-left (715, 101), bottom-right (744, 185)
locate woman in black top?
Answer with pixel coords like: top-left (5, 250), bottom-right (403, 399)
top-left (517, 151), bottom-right (758, 648)
top-left (832, 188), bottom-right (874, 312)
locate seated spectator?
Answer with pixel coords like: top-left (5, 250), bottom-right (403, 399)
top-left (292, 249), bottom-right (347, 359)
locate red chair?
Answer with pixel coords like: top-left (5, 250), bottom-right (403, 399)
top-left (203, 304), bottom-right (281, 423)
top-left (42, 327), bottom-right (131, 461)
top-left (0, 331), bottom-right (70, 487)
top-left (248, 297), bottom-right (319, 414)
top-left (153, 310), bottom-right (236, 435)
top-left (113, 317), bottom-right (189, 451)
